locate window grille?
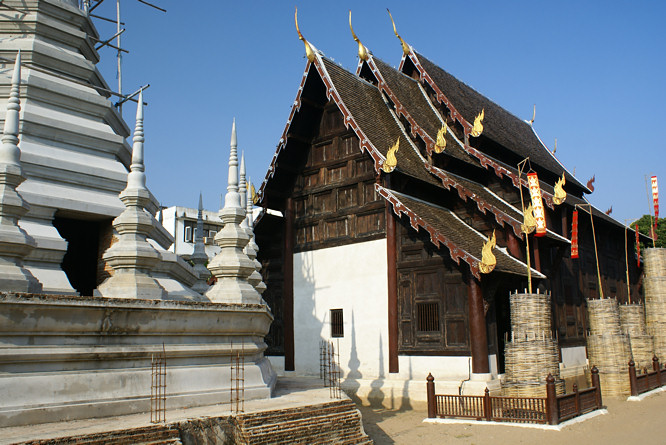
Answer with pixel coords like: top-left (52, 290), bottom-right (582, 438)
top-left (330, 309), bottom-right (344, 338)
top-left (417, 302), bottom-right (439, 332)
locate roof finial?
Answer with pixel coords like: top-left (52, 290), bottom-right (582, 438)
top-left (224, 118), bottom-right (241, 209)
top-left (349, 10), bottom-right (369, 61)
top-left (198, 191), bottom-right (203, 211)
top-left (553, 138), bottom-right (557, 154)
top-left (295, 7), bottom-right (315, 62)
top-left (387, 9), bottom-right (410, 55)
top-left (529, 104), bottom-right (536, 125)
top-left (127, 88), bottom-right (146, 190)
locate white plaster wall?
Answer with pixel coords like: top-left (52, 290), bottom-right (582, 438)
top-left (293, 239), bottom-right (389, 380)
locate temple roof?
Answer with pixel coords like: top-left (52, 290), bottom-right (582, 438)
top-left (377, 185), bottom-right (545, 280)
top-left (408, 52), bottom-right (587, 192)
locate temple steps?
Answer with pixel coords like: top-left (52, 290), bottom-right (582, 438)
top-left (18, 424), bottom-right (183, 445)
top-left (236, 399), bottom-right (373, 444)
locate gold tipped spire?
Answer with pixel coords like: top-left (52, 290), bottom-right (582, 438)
top-left (479, 230), bottom-right (497, 274)
top-left (521, 203), bottom-right (537, 234)
top-left (471, 108), bottom-right (484, 137)
top-left (553, 173), bottom-right (566, 205)
top-left (382, 137), bottom-right (400, 173)
top-left (434, 123), bottom-right (447, 153)
top-left (349, 10), bottom-right (369, 61)
top-left (387, 9), bottom-right (410, 55)
top-left (295, 7), bottom-right (315, 62)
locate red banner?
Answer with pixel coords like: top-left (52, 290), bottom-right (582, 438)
top-left (636, 223), bottom-right (640, 267)
top-left (527, 172), bottom-right (546, 237)
top-left (652, 176), bottom-right (659, 226)
top-left (571, 210), bottom-right (579, 259)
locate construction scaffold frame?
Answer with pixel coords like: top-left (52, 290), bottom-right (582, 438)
top-left (150, 344), bottom-right (167, 423)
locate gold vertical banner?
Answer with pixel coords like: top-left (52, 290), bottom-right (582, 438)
top-left (527, 172), bottom-right (546, 237)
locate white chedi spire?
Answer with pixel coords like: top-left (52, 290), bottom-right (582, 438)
top-left (97, 90), bottom-right (165, 299)
top-left (0, 51), bottom-right (42, 292)
top-left (204, 120), bottom-right (263, 304)
top-left (190, 192), bottom-right (210, 294)
top-left (244, 177), bottom-right (267, 295)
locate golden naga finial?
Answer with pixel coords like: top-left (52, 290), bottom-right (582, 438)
top-left (553, 173), bottom-right (566, 205)
top-left (382, 137), bottom-right (399, 173)
top-left (521, 203), bottom-right (537, 234)
top-left (251, 182), bottom-right (258, 205)
top-left (529, 104), bottom-right (536, 125)
top-left (387, 9), bottom-right (410, 56)
top-left (349, 10), bottom-right (369, 61)
top-left (295, 7), bottom-right (315, 62)
top-left (471, 108), bottom-right (484, 137)
top-left (434, 124), bottom-right (447, 153)
top-left (479, 230), bottom-right (497, 274)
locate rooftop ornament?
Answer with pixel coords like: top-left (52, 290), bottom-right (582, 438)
top-left (349, 10), bottom-right (369, 61)
top-left (295, 7), bottom-right (315, 62)
top-left (434, 124), bottom-right (447, 153)
top-left (479, 230), bottom-right (497, 274)
top-left (382, 137), bottom-right (399, 173)
top-left (553, 173), bottom-right (567, 205)
top-left (387, 9), bottom-right (410, 56)
top-left (471, 108), bottom-right (484, 137)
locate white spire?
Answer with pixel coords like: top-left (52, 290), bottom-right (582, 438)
top-left (239, 150), bottom-right (247, 216)
top-left (0, 51), bottom-right (22, 167)
top-left (126, 89), bottom-right (146, 191)
top-left (191, 191), bottom-right (210, 294)
top-left (224, 118), bottom-right (241, 209)
top-left (0, 50), bottom-right (41, 293)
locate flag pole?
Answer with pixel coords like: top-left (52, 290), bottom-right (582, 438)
top-left (518, 158), bottom-right (532, 293)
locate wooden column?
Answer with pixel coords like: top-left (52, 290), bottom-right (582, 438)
top-left (283, 197), bottom-right (295, 371)
top-left (506, 228), bottom-right (522, 259)
top-left (468, 273), bottom-right (490, 374)
top-left (533, 237), bottom-right (542, 273)
top-left (386, 202), bottom-right (399, 373)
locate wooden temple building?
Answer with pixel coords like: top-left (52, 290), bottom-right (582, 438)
top-left (255, 18), bottom-right (644, 401)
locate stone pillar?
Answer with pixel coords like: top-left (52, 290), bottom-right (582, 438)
top-left (205, 120), bottom-right (262, 304)
top-left (468, 273), bottom-right (490, 374)
top-left (97, 90), bottom-right (165, 299)
top-left (190, 193), bottom-right (210, 294)
top-left (0, 52), bottom-right (41, 293)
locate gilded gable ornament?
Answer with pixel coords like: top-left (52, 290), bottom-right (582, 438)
top-left (471, 108), bottom-right (484, 137)
top-left (479, 230), bottom-right (496, 274)
top-left (553, 173), bottom-right (566, 205)
top-left (349, 11), bottom-right (369, 61)
top-left (434, 124), bottom-right (447, 153)
top-left (382, 137), bottom-right (399, 173)
top-left (295, 7), bottom-right (315, 62)
top-left (387, 9), bottom-right (410, 56)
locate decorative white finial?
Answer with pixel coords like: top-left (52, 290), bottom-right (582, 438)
top-left (224, 118), bottom-right (241, 209)
top-left (1, 51), bottom-right (22, 166)
top-left (127, 89), bottom-right (146, 190)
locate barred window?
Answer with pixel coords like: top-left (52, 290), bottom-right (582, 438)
top-left (330, 309), bottom-right (344, 338)
top-left (417, 302), bottom-right (439, 332)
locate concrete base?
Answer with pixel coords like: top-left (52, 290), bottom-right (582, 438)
top-left (0, 292), bottom-right (276, 427)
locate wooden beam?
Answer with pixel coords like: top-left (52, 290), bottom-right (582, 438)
top-left (283, 197), bottom-right (295, 371)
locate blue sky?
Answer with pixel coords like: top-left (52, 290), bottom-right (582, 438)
top-left (91, 1), bottom-right (665, 224)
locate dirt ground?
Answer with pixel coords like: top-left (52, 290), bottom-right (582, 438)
top-left (358, 391), bottom-right (665, 445)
